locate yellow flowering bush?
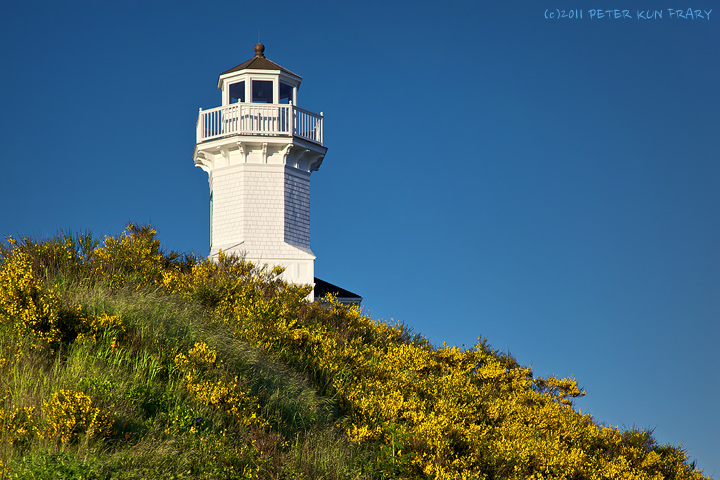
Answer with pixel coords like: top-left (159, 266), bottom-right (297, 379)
top-left (188, 340), bottom-right (217, 366)
top-left (160, 250), bottom-right (308, 329)
top-left (0, 246), bottom-right (85, 353)
top-left (92, 223), bottom-right (174, 287)
top-left (0, 405), bottom-right (37, 447)
top-left (0, 237), bottom-right (126, 357)
top-left (175, 342), bottom-right (268, 430)
top-left (40, 389), bottom-right (113, 445)
top-left (74, 312), bottom-right (125, 346)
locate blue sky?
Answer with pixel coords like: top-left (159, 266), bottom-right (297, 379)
top-left (1, 0), bottom-right (718, 475)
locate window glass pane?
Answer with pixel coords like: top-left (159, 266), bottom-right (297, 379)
top-left (252, 80), bottom-right (273, 103)
top-left (279, 82), bottom-right (292, 104)
top-left (229, 82), bottom-right (245, 103)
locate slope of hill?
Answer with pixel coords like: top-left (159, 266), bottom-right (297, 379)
top-left (0, 225), bottom-right (709, 479)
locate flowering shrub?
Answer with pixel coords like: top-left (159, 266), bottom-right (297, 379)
top-left (92, 224), bottom-right (171, 287)
top-left (0, 244), bottom-right (125, 355)
top-left (76, 312), bottom-right (125, 348)
top-left (175, 342), bottom-right (268, 430)
top-left (40, 389), bottom-right (113, 445)
top-left (160, 250), bottom-right (309, 322)
top-left (0, 247), bottom-right (66, 352)
top-left (0, 405), bottom-right (36, 448)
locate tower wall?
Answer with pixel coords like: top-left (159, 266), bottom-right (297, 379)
top-left (209, 167), bottom-right (245, 250)
top-left (208, 161), bottom-right (316, 297)
top-left (210, 163), bottom-right (310, 258)
top-left (284, 170), bottom-right (311, 250)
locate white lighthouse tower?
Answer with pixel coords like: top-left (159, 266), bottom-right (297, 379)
top-left (193, 44), bottom-right (326, 300)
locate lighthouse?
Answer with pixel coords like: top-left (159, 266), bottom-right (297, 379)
top-left (193, 44), bottom-right (326, 300)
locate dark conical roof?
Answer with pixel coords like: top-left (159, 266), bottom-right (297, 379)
top-left (220, 43), bottom-right (301, 79)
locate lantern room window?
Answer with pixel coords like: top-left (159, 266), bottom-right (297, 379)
top-left (229, 82), bottom-right (245, 103)
top-left (279, 82), bottom-right (293, 104)
top-left (252, 80), bottom-right (273, 103)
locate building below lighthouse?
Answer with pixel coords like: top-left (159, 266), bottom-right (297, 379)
top-left (193, 44), bottom-right (359, 304)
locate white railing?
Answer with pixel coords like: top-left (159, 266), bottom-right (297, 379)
top-left (196, 103), bottom-right (323, 145)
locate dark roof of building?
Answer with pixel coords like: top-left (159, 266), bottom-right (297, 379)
top-left (220, 43), bottom-right (301, 78)
top-left (314, 278), bottom-right (362, 302)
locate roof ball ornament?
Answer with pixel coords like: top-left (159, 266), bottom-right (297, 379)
top-left (254, 43), bottom-right (265, 58)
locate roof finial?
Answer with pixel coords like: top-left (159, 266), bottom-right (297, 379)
top-left (254, 43), bottom-right (265, 58)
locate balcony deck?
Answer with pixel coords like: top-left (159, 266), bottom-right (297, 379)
top-left (196, 103), bottom-right (323, 146)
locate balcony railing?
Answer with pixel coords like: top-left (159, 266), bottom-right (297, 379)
top-left (196, 103), bottom-right (323, 145)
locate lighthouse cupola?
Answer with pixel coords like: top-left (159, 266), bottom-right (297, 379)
top-left (218, 43), bottom-right (301, 107)
top-left (192, 44), bottom-right (327, 300)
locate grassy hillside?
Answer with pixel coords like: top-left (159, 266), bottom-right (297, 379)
top-left (0, 225), bottom-right (708, 479)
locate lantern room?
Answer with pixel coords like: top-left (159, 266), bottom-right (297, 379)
top-left (194, 43), bottom-right (323, 146)
top-left (218, 43), bottom-right (301, 107)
